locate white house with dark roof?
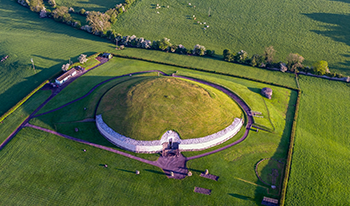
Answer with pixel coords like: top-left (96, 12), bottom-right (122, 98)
top-left (55, 68), bottom-right (78, 85)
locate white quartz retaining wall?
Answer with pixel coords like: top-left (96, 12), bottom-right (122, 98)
top-left (96, 114), bottom-right (243, 153)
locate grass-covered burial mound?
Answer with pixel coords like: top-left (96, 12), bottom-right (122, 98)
top-left (97, 77), bottom-right (242, 140)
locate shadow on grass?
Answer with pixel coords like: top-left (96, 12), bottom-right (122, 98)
top-left (144, 169), bottom-right (166, 176)
top-left (247, 87), bottom-right (261, 95)
top-left (187, 168), bottom-right (204, 173)
top-left (254, 89), bottom-right (298, 201)
top-left (303, 12), bottom-right (350, 73)
top-left (228, 193), bottom-right (255, 201)
top-left (117, 168), bottom-right (136, 174)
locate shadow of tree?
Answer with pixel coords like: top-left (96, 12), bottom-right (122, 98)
top-left (303, 13), bottom-right (350, 47)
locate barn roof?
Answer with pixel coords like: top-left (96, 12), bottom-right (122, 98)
top-left (57, 68), bottom-right (77, 82)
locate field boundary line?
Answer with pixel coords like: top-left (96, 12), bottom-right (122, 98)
top-left (111, 53), bottom-right (300, 91)
top-left (279, 90), bottom-right (301, 205)
top-left (0, 80), bottom-right (49, 122)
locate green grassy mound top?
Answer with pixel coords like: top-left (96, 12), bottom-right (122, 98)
top-left (97, 77), bottom-right (242, 140)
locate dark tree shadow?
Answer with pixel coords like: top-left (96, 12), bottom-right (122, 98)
top-left (247, 87), bottom-right (261, 95)
top-left (303, 13), bottom-right (350, 47)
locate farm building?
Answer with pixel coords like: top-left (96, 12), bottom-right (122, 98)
top-left (101, 53), bottom-right (113, 59)
top-left (55, 68), bottom-right (78, 85)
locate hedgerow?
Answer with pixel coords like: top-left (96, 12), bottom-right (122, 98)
top-left (0, 80), bottom-right (49, 122)
top-left (279, 90), bottom-right (301, 206)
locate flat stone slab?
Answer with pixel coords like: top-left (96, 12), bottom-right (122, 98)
top-left (194, 187), bottom-right (211, 195)
top-left (200, 173), bottom-right (219, 181)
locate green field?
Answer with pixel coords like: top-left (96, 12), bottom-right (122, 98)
top-left (113, 0), bottom-right (350, 75)
top-left (0, 0), bottom-right (115, 116)
top-left (286, 76), bottom-right (350, 205)
top-left (98, 76), bottom-right (242, 140)
top-left (1, 0), bottom-right (350, 205)
top-left (5, 57), bottom-right (295, 205)
top-left (55, 0), bottom-right (124, 12)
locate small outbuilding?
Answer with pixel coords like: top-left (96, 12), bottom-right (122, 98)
top-left (261, 87), bottom-right (273, 99)
top-left (102, 53), bottom-right (113, 59)
top-left (55, 68), bottom-right (78, 85)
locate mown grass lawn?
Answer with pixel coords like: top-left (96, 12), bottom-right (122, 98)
top-left (113, 0), bottom-right (350, 75)
top-left (0, 126), bottom-right (282, 205)
top-left (25, 57), bottom-right (295, 205)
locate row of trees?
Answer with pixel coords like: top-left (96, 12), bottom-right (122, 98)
top-left (115, 35), bottom-right (214, 56)
top-left (18, 0), bottom-right (132, 33)
top-left (223, 47), bottom-right (344, 78)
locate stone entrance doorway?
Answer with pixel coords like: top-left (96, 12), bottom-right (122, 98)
top-left (162, 138), bottom-right (180, 157)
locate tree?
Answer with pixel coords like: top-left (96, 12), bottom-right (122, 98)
top-left (193, 44), bottom-right (206, 56)
top-left (48, 0), bottom-right (56, 7)
top-left (80, 8), bottom-right (86, 15)
top-left (78, 54), bottom-right (88, 64)
top-left (264, 46), bottom-right (276, 65)
top-left (286, 53), bottom-right (304, 73)
top-left (312, 61), bottom-right (329, 75)
top-left (250, 54), bottom-right (265, 67)
top-left (235, 50), bottom-right (248, 63)
top-left (158, 38), bottom-right (172, 51)
top-left (29, 0), bottom-right (44, 12)
top-left (61, 63), bottom-right (69, 71)
top-left (86, 11), bottom-right (111, 33)
top-left (223, 49), bottom-right (231, 61)
top-left (52, 6), bottom-right (72, 22)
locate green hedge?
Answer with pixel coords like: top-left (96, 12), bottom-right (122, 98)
top-left (0, 80), bottom-right (49, 122)
top-left (279, 90), bottom-right (301, 206)
top-left (111, 53), bottom-right (300, 91)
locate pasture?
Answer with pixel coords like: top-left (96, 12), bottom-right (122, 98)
top-left (113, 0), bottom-right (350, 75)
top-left (0, 0), bottom-right (349, 205)
top-left (0, 0), bottom-right (115, 116)
top-left (55, 0), bottom-right (124, 12)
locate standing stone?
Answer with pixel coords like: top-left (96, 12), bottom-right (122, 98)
top-left (170, 171), bottom-right (174, 177)
top-left (188, 171), bottom-right (192, 176)
top-left (205, 169), bottom-right (209, 175)
top-left (136, 170), bottom-right (140, 175)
